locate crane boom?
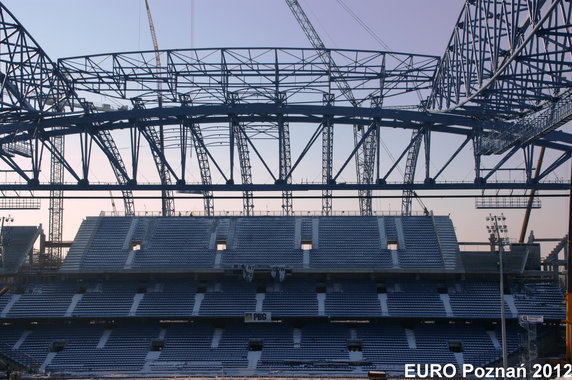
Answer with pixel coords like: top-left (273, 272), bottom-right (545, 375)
top-left (285, 0), bottom-right (357, 107)
top-left (144, 0), bottom-right (161, 69)
top-left (144, 0), bottom-right (174, 216)
top-left (285, 0), bottom-right (375, 215)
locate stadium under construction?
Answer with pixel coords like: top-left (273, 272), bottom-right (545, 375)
top-left (0, 0), bottom-right (570, 378)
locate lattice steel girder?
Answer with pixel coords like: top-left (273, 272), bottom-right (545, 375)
top-left (0, 105), bottom-right (568, 195)
top-left (231, 119), bottom-right (255, 216)
top-left (278, 116), bottom-right (293, 216)
top-left (91, 130), bottom-right (135, 215)
top-left (321, 94), bottom-right (335, 216)
top-left (58, 48), bottom-right (439, 108)
top-left (0, 4), bottom-right (83, 121)
top-left (429, 0), bottom-right (572, 120)
top-left (181, 117), bottom-right (214, 216)
top-left (477, 88), bottom-right (572, 155)
top-left (0, 182), bottom-right (566, 192)
top-left (401, 129), bottom-right (424, 216)
top-left (0, 104), bottom-right (508, 138)
top-left (48, 135), bottom-right (64, 261)
top-left (131, 100), bottom-right (176, 216)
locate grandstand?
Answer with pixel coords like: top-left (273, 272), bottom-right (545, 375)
top-left (0, 0), bottom-right (569, 378)
top-left (0, 214), bottom-right (565, 377)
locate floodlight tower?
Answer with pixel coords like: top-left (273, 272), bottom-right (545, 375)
top-left (0, 215), bottom-right (14, 267)
top-left (486, 213), bottom-right (509, 375)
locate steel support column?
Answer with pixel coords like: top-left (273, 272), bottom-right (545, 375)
top-left (183, 118), bottom-right (214, 216)
top-left (48, 134), bottom-right (64, 262)
top-left (401, 129), bottom-right (423, 216)
top-left (232, 120), bottom-right (254, 216)
top-left (322, 94), bottom-right (334, 216)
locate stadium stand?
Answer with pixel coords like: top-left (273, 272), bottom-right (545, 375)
top-left (0, 226), bottom-right (41, 274)
top-left (0, 215), bottom-right (565, 377)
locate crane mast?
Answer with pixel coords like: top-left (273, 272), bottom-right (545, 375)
top-left (285, 0), bottom-right (376, 215)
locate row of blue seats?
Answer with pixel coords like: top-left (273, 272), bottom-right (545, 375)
top-left (0, 279), bottom-right (564, 320)
top-left (0, 320), bottom-right (521, 375)
top-left (65, 216), bottom-right (455, 271)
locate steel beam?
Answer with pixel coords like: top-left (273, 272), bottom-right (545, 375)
top-left (322, 94), bottom-right (335, 216)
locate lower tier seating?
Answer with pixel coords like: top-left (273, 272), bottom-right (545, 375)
top-left (0, 320), bottom-right (525, 377)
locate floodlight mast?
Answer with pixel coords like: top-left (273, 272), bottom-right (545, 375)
top-left (487, 213), bottom-right (508, 377)
top-left (568, 162), bottom-right (572, 362)
top-left (0, 215), bottom-right (13, 267)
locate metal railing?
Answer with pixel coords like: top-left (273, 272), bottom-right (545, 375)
top-left (100, 209), bottom-right (426, 217)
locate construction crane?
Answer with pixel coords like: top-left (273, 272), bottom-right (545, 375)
top-left (144, 0), bottom-right (175, 216)
top-left (144, 0), bottom-right (161, 69)
top-left (109, 191), bottom-right (118, 216)
top-left (285, 0), bottom-right (377, 216)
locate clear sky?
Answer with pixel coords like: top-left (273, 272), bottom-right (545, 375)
top-left (1, 0), bottom-right (569, 252)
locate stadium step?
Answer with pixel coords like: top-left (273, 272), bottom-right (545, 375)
top-left (504, 295), bottom-right (519, 317)
top-left (142, 328), bottom-right (167, 372)
top-left (39, 352), bottom-right (57, 373)
top-left (255, 293), bottom-right (265, 312)
top-left (312, 218), bottom-right (320, 249)
top-left (349, 350), bottom-right (363, 362)
top-left (317, 293), bottom-right (326, 316)
top-left (546, 236), bottom-right (567, 263)
top-left (211, 328), bottom-right (223, 348)
top-left (228, 218), bottom-right (237, 249)
top-left (13, 330), bottom-right (31, 349)
top-left (453, 352), bottom-right (464, 367)
top-left (293, 328), bottom-right (302, 348)
top-left (64, 294), bottom-right (83, 317)
top-left (294, 218), bottom-right (302, 248)
top-left (487, 330), bottom-right (501, 350)
top-left (96, 329), bottom-right (112, 349)
top-left (0, 294), bottom-right (20, 318)
top-left (208, 223), bottom-right (218, 250)
top-left (394, 217), bottom-right (407, 251)
top-left (377, 294), bottom-right (389, 316)
top-left (303, 248), bottom-right (310, 268)
top-left (391, 249), bottom-right (399, 268)
top-left (143, 351), bottom-right (161, 372)
top-left (192, 293), bottom-right (204, 316)
top-left (440, 294), bottom-right (454, 317)
top-left (405, 329), bottom-right (417, 349)
top-left (121, 219), bottom-right (139, 250)
top-left (377, 217), bottom-right (387, 247)
top-left (378, 217), bottom-right (400, 268)
top-left (247, 350), bottom-right (261, 369)
top-left (129, 293), bottom-right (145, 316)
top-left (214, 249), bottom-right (223, 268)
top-left (433, 216), bottom-right (463, 271)
top-left (124, 250), bottom-right (136, 270)
top-left (60, 217), bottom-right (101, 272)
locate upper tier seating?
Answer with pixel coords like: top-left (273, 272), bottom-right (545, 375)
top-left (61, 215), bottom-right (464, 272)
